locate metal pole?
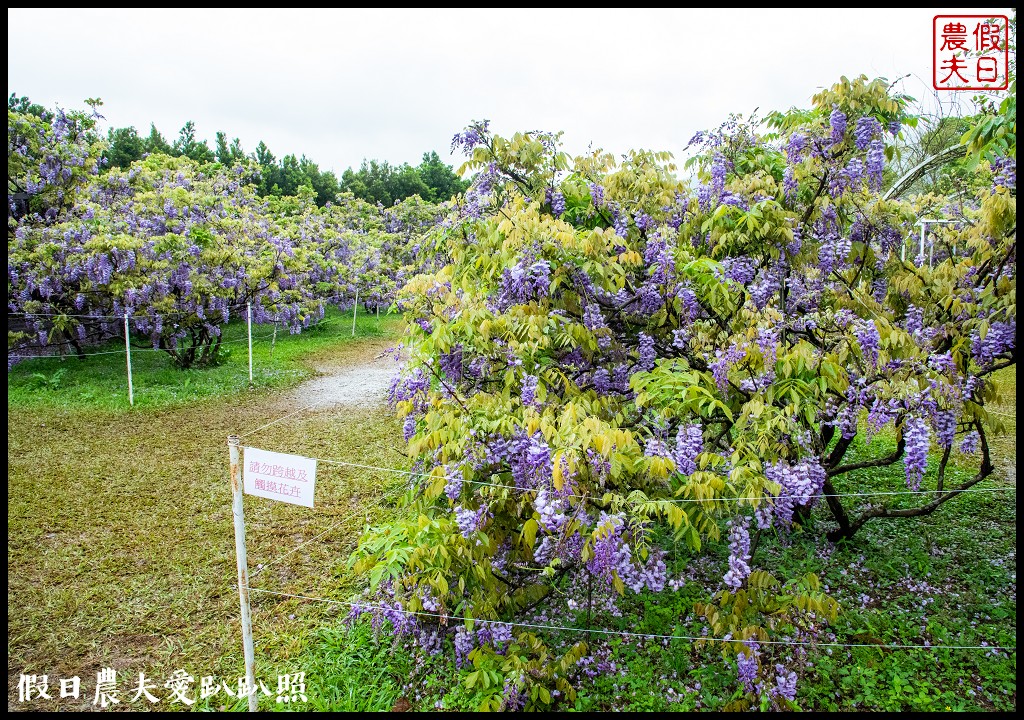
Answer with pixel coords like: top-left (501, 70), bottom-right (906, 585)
top-left (124, 312), bottom-right (134, 406)
top-left (228, 436), bottom-right (258, 712)
top-left (351, 287), bottom-right (359, 337)
top-left (247, 303), bottom-right (253, 384)
top-left (919, 222), bottom-right (926, 265)
top-left (269, 323), bottom-right (277, 359)
top-left (929, 231), bottom-right (934, 268)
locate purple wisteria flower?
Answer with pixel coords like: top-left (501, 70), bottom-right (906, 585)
top-left (830, 106), bottom-right (847, 144)
top-left (583, 302), bottom-right (605, 332)
top-left (586, 513), bottom-right (667, 593)
top-left (502, 675), bottom-right (526, 710)
top-left (971, 319), bottom-right (1015, 365)
top-left (865, 396), bottom-right (898, 442)
top-left (748, 267), bottom-right (782, 309)
top-left (644, 233), bottom-right (674, 285)
top-left (990, 156), bottom-right (1016, 190)
top-left (546, 187), bottom-right (566, 218)
top-left (454, 626), bottom-right (475, 667)
top-left (723, 256), bottom-right (756, 285)
top-left (613, 207), bottom-right (629, 238)
top-left (696, 183), bottom-right (714, 212)
top-left (521, 374), bottom-right (539, 408)
top-left (759, 459), bottom-right (826, 529)
top-left (737, 644), bottom-right (759, 693)
top-left (711, 343), bottom-right (745, 390)
top-left (855, 319), bottom-right (881, 367)
top-left (444, 466), bottom-right (463, 501)
top-left (535, 487), bottom-right (568, 532)
top-left (723, 516), bottom-right (751, 589)
top-left (637, 332), bottom-right (656, 371)
top-left (451, 121), bottom-right (488, 155)
top-left (773, 664), bottom-right (798, 702)
top-left (439, 345), bottom-right (463, 383)
top-left (854, 116), bottom-right (882, 150)
top-left (389, 367), bottom-right (431, 412)
top-left (710, 155), bottom-right (729, 196)
top-left (904, 305), bottom-right (924, 338)
top-left (497, 257), bottom-right (551, 308)
top-left (634, 210), bottom-right (656, 232)
top-left (675, 423), bottom-right (703, 476)
top-left (866, 140), bottom-right (885, 190)
top-left (903, 415), bottom-right (930, 491)
top-left (402, 414), bottom-right (417, 441)
top-left (959, 430), bottom-right (979, 455)
top-left (782, 167), bottom-right (797, 200)
top-left (511, 432), bottom-right (552, 490)
top-left (932, 409), bottom-right (957, 449)
top-left (644, 435), bottom-right (671, 461)
top-left (785, 133), bottom-right (807, 163)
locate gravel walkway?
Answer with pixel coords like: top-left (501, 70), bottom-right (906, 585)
top-left (283, 348), bottom-right (403, 409)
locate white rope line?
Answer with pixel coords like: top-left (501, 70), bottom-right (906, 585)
top-left (10, 347), bottom-right (140, 359)
top-left (238, 446), bottom-right (1017, 504)
top-left (313, 457), bottom-right (421, 476)
top-left (986, 409), bottom-right (1016, 419)
top-left (9, 311), bottom-right (137, 320)
top-left (10, 329), bottom-right (281, 362)
top-left (9, 310), bottom-right (216, 322)
top-left (245, 588), bottom-right (1016, 652)
top-left (237, 399), bottom-right (336, 439)
top-left (8, 293), bottom-right (377, 325)
top-left (464, 477), bottom-right (1018, 503)
top-left (249, 483), bottom-right (408, 579)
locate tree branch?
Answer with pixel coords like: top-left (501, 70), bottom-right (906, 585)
top-left (828, 436), bottom-right (905, 477)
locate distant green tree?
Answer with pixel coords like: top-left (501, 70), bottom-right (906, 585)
top-left (340, 166), bottom-right (369, 200)
top-left (173, 121), bottom-right (215, 163)
top-left (215, 131), bottom-right (246, 166)
top-left (278, 154), bottom-right (304, 197)
top-left (341, 160), bottom-right (381, 204)
top-left (253, 140), bottom-right (275, 167)
top-left (298, 155), bottom-right (340, 206)
top-left (416, 150), bottom-right (470, 201)
top-left (392, 162), bottom-right (432, 203)
top-left (251, 140), bottom-right (281, 196)
top-left (8, 92), bottom-right (45, 117)
top-left (144, 123), bottom-right (173, 155)
top-left (340, 152), bottom-right (468, 205)
top-left (105, 126), bottom-right (146, 168)
top-left (341, 159), bottom-right (428, 206)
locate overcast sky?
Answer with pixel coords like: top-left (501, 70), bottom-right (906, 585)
top-left (7, 8), bottom-right (1015, 176)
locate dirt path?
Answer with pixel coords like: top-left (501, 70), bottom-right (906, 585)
top-left (286, 354), bottom-right (400, 409)
top-left (277, 339), bottom-right (405, 411)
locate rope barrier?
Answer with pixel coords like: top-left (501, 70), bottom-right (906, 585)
top-left (246, 588), bottom-right (1016, 652)
top-left (237, 445), bottom-right (1017, 504)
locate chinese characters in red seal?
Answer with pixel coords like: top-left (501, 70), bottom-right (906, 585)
top-left (933, 15), bottom-right (1009, 90)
